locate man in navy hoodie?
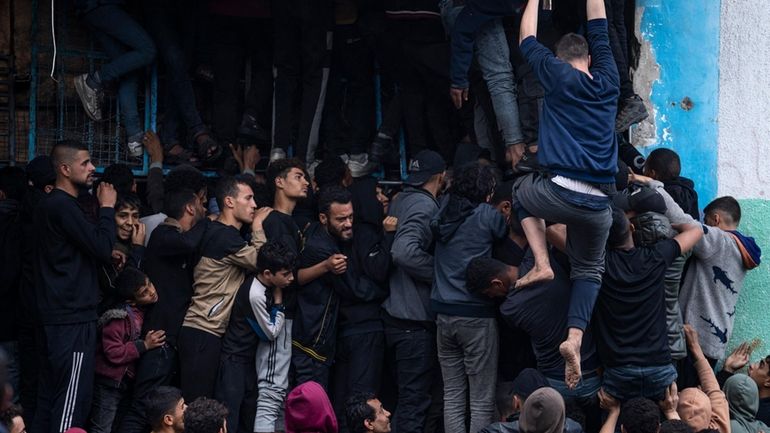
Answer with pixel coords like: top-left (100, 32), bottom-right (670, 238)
top-left (32, 140), bottom-right (117, 433)
top-left (511, 0), bottom-right (619, 390)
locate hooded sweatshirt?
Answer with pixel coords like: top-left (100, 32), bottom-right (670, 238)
top-left (430, 195), bottom-right (508, 318)
top-left (648, 181), bottom-right (762, 360)
top-left (726, 374), bottom-right (770, 433)
top-left (676, 353), bottom-right (730, 433)
top-left (662, 176), bottom-right (700, 220)
top-left (285, 381), bottom-right (338, 433)
top-left (519, 388), bottom-right (566, 433)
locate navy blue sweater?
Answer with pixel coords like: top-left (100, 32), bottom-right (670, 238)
top-left (34, 189), bottom-right (116, 324)
top-left (520, 19), bottom-right (619, 184)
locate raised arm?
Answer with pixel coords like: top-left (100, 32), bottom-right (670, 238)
top-left (587, 0), bottom-right (607, 20)
top-left (671, 223), bottom-right (704, 256)
top-left (519, 0), bottom-right (539, 45)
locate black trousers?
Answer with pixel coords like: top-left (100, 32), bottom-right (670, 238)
top-left (177, 327), bottom-right (222, 401)
top-left (214, 354), bottom-right (257, 433)
top-left (31, 322), bottom-right (96, 433)
top-left (116, 344), bottom-right (178, 433)
top-left (272, 0), bottom-right (333, 162)
top-left (333, 330), bottom-right (385, 433)
top-left (18, 321), bottom-right (39, 422)
top-left (321, 23), bottom-right (375, 157)
top-left (384, 326), bottom-right (437, 433)
top-left (292, 348), bottom-right (331, 390)
top-left (210, 14), bottom-right (274, 144)
top-left (604, 0), bottom-right (633, 99)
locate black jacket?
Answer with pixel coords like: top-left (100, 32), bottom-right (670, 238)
top-left (0, 199), bottom-right (22, 340)
top-left (141, 218), bottom-right (208, 346)
top-left (34, 189), bottom-right (116, 325)
top-left (663, 176), bottom-right (700, 220)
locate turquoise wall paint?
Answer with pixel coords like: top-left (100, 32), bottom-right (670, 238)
top-left (638, 0), bottom-right (721, 209)
top-left (726, 199), bottom-right (770, 363)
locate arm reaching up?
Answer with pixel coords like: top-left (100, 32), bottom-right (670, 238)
top-left (519, 0), bottom-right (539, 44)
top-left (587, 0), bottom-right (607, 20)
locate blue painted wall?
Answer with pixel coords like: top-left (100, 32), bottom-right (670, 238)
top-left (638, 0), bottom-right (721, 209)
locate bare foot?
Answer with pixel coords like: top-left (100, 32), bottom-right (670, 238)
top-left (559, 339), bottom-right (582, 390)
top-left (515, 264), bottom-right (554, 289)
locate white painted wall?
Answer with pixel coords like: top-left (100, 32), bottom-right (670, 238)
top-left (718, 0), bottom-right (770, 199)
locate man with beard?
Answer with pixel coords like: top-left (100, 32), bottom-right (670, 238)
top-left (32, 140), bottom-right (117, 433)
top-left (292, 186), bottom-right (355, 388)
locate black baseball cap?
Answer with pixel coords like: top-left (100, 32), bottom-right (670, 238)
top-left (405, 150), bottom-right (446, 186)
top-left (613, 185), bottom-right (667, 214)
top-left (511, 368), bottom-right (549, 401)
top-left (26, 155), bottom-right (56, 189)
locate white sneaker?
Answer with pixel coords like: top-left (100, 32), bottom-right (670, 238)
top-left (269, 147), bottom-right (287, 162)
top-left (348, 153), bottom-right (374, 178)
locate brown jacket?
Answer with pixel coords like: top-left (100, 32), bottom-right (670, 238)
top-left (182, 221), bottom-right (266, 337)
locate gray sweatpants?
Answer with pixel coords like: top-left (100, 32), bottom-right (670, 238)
top-left (254, 319), bottom-right (292, 433)
top-left (436, 315), bottom-right (498, 433)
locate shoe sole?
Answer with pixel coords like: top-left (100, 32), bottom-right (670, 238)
top-left (616, 108), bottom-right (649, 132)
top-left (74, 75), bottom-right (103, 122)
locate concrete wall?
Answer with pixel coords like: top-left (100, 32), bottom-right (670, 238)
top-left (635, 0), bottom-right (770, 361)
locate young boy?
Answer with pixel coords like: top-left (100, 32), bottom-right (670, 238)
top-left (90, 267), bottom-right (166, 433)
top-left (146, 386), bottom-right (186, 433)
top-left (214, 240), bottom-right (297, 433)
top-left (643, 148), bottom-right (700, 220)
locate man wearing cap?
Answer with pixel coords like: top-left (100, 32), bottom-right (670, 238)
top-left (590, 187), bottom-right (702, 401)
top-left (381, 150), bottom-right (446, 433)
top-left (480, 369), bottom-right (582, 433)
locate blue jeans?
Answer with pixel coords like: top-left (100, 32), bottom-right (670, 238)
top-left (82, 5), bottom-right (156, 137)
top-left (89, 379), bottom-right (128, 433)
top-left (440, 1), bottom-right (524, 147)
top-left (141, 0), bottom-right (206, 146)
top-left (603, 364), bottom-right (677, 402)
top-left (547, 371), bottom-right (602, 401)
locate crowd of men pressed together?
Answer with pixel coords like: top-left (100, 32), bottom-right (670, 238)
top-left (0, 0), bottom-right (766, 433)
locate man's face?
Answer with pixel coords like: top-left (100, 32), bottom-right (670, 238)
top-left (171, 398), bottom-right (186, 433)
top-left (265, 268), bottom-right (294, 290)
top-left (64, 150), bottom-right (96, 188)
top-left (134, 278), bottom-right (158, 305)
top-left (115, 204), bottom-right (140, 242)
top-left (366, 399), bottom-right (391, 433)
top-left (748, 356), bottom-right (770, 390)
top-left (229, 183), bottom-right (257, 225)
top-left (322, 202), bottom-right (354, 241)
top-left (277, 168), bottom-right (309, 200)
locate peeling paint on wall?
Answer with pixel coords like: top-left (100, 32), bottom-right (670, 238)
top-left (633, 0), bottom-right (720, 209)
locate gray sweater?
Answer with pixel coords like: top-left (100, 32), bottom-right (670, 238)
top-left (383, 187), bottom-right (439, 323)
top-left (651, 181), bottom-right (756, 360)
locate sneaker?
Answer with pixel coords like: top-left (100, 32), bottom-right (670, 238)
top-left (269, 147), bottom-right (287, 162)
top-left (127, 132), bottom-right (144, 158)
top-left (237, 114), bottom-right (270, 142)
top-left (348, 153), bottom-right (375, 178)
top-left (514, 150), bottom-right (539, 174)
top-left (615, 95), bottom-right (649, 132)
top-left (368, 133), bottom-right (395, 164)
top-left (74, 73), bottom-right (104, 121)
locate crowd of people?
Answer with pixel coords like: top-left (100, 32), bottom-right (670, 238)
top-left (0, 0), bottom-right (766, 433)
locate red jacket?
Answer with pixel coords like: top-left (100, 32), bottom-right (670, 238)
top-left (94, 305), bottom-right (146, 384)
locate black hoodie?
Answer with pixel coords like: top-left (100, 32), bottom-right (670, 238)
top-left (662, 176), bottom-right (700, 220)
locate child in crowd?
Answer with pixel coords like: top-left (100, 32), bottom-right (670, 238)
top-left (89, 267), bottom-right (166, 433)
